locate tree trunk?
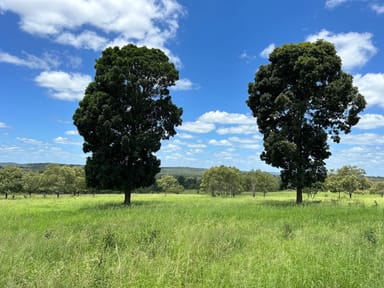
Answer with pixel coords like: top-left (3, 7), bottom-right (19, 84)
top-left (124, 191), bottom-right (131, 205)
top-left (296, 186), bottom-right (303, 204)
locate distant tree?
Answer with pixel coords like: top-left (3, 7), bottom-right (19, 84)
top-left (245, 170), bottom-right (279, 197)
top-left (0, 166), bottom-right (23, 199)
top-left (41, 165), bottom-right (64, 197)
top-left (73, 44), bottom-right (182, 205)
top-left (200, 166), bottom-right (242, 197)
top-left (23, 171), bottom-right (42, 197)
top-left (247, 40), bottom-right (366, 204)
top-left (370, 182), bottom-right (384, 197)
top-left (303, 181), bottom-right (325, 200)
top-left (157, 175), bottom-right (184, 194)
top-left (73, 167), bottom-right (86, 196)
top-left (326, 166), bottom-right (372, 198)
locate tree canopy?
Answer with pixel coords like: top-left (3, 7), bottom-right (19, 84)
top-left (200, 165), bottom-right (242, 197)
top-left (247, 40), bottom-right (366, 204)
top-left (73, 44), bottom-right (182, 204)
top-left (326, 166), bottom-right (372, 198)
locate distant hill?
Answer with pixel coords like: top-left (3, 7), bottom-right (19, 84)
top-left (158, 167), bottom-right (207, 178)
top-left (0, 162), bottom-right (82, 171)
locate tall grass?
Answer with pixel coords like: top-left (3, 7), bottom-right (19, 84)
top-left (1, 193), bottom-right (384, 287)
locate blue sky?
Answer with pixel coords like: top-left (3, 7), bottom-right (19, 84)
top-left (1, 0), bottom-right (384, 176)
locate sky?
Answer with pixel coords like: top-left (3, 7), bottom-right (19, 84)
top-left (0, 0), bottom-right (384, 176)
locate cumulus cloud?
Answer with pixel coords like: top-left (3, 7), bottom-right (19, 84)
top-left (306, 30), bottom-right (377, 70)
top-left (216, 125), bottom-right (257, 135)
top-left (353, 73), bottom-right (384, 108)
top-left (35, 71), bottom-right (91, 101)
top-left (178, 111), bottom-right (256, 134)
top-left (199, 111), bottom-right (255, 125)
top-left (357, 114), bottom-right (384, 130)
top-left (0, 0), bottom-right (184, 63)
top-left (0, 121), bottom-right (8, 128)
top-left (208, 139), bottom-right (232, 146)
top-left (178, 121), bottom-right (216, 134)
top-left (55, 30), bottom-right (108, 51)
top-left (260, 43), bottom-right (275, 59)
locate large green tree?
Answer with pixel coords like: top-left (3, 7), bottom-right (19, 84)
top-left (247, 40), bottom-right (366, 204)
top-left (73, 44), bottom-right (182, 204)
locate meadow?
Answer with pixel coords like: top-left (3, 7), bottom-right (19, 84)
top-left (1, 192), bottom-right (384, 287)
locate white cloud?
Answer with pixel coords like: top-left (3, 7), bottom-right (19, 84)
top-left (177, 133), bottom-right (193, 139)
top-left (172, 78), bottom-right (198, 91)
top-left (353, 73), bottom-right (384, 108)
top-left (0, 0), bottom-right (184, 63)
top-left (0, 122), bottom-right (8, 128)
top-left (54, 137), bottom-right (82, 145)
top-left (16, 137), bottom-right (43, 145)
top-left (325, 0), bottom-right (348, 8)
top-left (178, 121), bottom-right (216, 133)
top-left (35, 71), bottom-right (91, 101)
top-left (341, 133), bottom-right (384, 145)
top-left (371, 4), bottom-right (384, 14)
top-left (199, 111), bottom-right (255, 125)
top-left (0, 51), bottom-right (60, 70)
top-left (216, 125), bottom-right (258, 135)
top-left (65, 130), bottom-right (79, 136)
top-left (209, 139), bottom-right (232, 146)
top-left (178, 111), bottom-right (256, 134)
top-left (55, 30), bottom-right (108, 51)
top-left (306, 30), bottom-right (377, 70)
top-left (260, 43), bottom-right (275, 59)
top-left (357, 114), bottom-right (384, 130)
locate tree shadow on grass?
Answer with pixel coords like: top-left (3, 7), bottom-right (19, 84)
top-left (79, 199), bottom-right (164, 212)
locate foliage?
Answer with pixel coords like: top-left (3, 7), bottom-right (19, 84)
top-left (0, 166), bottom-right (23, 198)
top-left (244, 169), bottom-right (279, 197)
top-left (200, 165), bottom-right (242, 197)
top-left (73, 44), bottom-right (182, 205)
top-left (326, 166), bottom-right (372, 198)
top-left (0, 165), bottom-right (86, 197)
top-left (174, 175), bottom-right (201, 190)
top-left (247, 40), bottom-right (366, 203)
top-left (157, 175), bottom-right (184, 194)
top-left (370, 181), bottom-right (384, 197)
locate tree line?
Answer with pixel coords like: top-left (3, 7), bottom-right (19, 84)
top-left (2, 164), bottom-right (383, 199)
top-left (0, 164), bottom-right (86, 199)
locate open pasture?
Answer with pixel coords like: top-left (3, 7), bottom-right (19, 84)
top-left (1, 192), bottom-right (384, 287)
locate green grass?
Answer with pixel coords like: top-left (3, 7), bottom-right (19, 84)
top-left (1, 192), bottom-right (384, 287)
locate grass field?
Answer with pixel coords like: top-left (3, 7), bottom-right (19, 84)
top-left (1, 192), bottom-right (384, 287)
